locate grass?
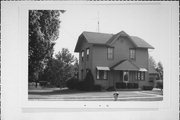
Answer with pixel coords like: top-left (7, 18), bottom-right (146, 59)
top-left (28, 86), bottom-right (163, 101)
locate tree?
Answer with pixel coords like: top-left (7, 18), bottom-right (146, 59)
top-left (156, 62), bottom-right (163, 80)
top-left (83, 69), bottom-right (95, 91)
top-left (55, 48), bottom-right (75, 88)
top-left (149, 56), bottom-right (157, 68)
top-left (40, 48), bottom-right (76, 88)
top-left (28, 10), bottom-right (65, 85)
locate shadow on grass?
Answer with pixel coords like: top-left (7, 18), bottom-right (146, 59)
top-left (28, 89), bottom-right (87, 95)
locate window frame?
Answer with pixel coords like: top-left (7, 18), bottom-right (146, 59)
top-left (136, 71), bottom-right (145, 81)
top-left (96, 70), bottom-right (108, 80)
top-left (129, 48), bottom-right (136, 60)
top-left (107, 47), bottom-right (114, 60)
top-left (81, 50), bottom-right (84, 62)
top-left (86, 48), bottom-right (89, 61)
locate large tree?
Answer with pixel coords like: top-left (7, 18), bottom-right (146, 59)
top-left (149, 56), bottom-right (157, 68)
top-left (40, 48), bottom-right (75, 88)
top-left (28, 10), bottom-right (65, 83)
top-left (156, 62), bottom-right (163, 80)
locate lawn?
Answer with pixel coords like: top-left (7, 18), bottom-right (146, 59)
top-left (28, 86), bottom-right (163, 101)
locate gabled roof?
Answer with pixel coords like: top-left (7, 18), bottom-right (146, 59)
top-left (130, 36), bottom-right (154, 49)
top-left (82, 31), bottom-right (113, 44)
top-left (74, 31), bottom-right (154, 52)
top-left (111, 59), bottom-right (140, 71)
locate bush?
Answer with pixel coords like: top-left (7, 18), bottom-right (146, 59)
top-left (127, 83), bottom-right (134, 89)
top-left (156, 80), bottom-right (163, 90)
top-left (134, 83), bottom-right (139, 89)
top-left (39, 81), bottom-right (48, 87)
top-left (116, 83), bottom-right (139, 89)
top-left (142, 85), bottom-right (153, 90)
top-left (66, 77), bottom-right (78, 90)
top-left (116, 83), bottom-right (126, 89)
top-left (93, 85), bottom-right (102, 91)
top-left (82, 70), bottom-right (95, 91)
top-left (106, 86), bottom-right (116, 91)
top-left (76, 81), bottom-right (86, 91)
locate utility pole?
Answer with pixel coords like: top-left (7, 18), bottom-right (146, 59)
top-left (97, 11), bottom-right (100, 32)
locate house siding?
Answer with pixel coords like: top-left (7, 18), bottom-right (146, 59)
top-left (78, 40), bottom-right (93, 81)
top-left (76, 31), bottom-right (153, 89)
top-left (133, 48), bottom-right (149, 88)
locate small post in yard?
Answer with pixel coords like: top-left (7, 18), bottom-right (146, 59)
top-left (113, 91), bottom-right (119, 101)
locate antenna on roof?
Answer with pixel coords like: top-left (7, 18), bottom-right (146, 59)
top-left (97, 11), bottom-right (100, 32)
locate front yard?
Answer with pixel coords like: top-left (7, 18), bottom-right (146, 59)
top-left (28, 86), bottom-right (163, 101)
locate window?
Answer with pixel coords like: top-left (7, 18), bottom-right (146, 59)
top-left (141, 72), bottom-right (145, 80)
top-left (81, 50), bottom-right (84, 61)
top-left (130, 49), bottom-right (136, 60)
top-left (107, 47), bottom-right (114, 60)
top-left (136, 71), bottom-right (145, 81)
top-left (86, 48), bottom-right (89, 61)
top-left (97, 70), bottom-right (108, 80)
top-left (137, 72), bottom-right (141, 80)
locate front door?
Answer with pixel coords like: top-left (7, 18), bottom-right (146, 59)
top-left (123, 71), bottom-right (129, 83)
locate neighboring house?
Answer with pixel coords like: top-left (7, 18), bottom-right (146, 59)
top-left (74, 31), bottom-right (154, 89)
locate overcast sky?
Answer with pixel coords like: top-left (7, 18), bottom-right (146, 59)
top-left (54, 4), bottom-right (171, 65)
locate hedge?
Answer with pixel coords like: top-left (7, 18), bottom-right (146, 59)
top-left (116, 83), bottom-right (139, 89)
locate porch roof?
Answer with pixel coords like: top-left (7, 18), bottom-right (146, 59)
top-left (111, 60), bottom-right (140, 71)
top-left (96, 66), bottom-right (110, 71)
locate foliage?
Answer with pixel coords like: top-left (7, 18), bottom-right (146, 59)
top-left (93, 85), bottom-right (102, 91)
top-left (39, 48), bottom-right (75, 88)
top-left (116, 83), bottom-right (139, 89)
top-left (149, 56), bottom-right (157, 68)
top-left (106, 86), bottom-right (116, 91)
top-left (156, 62), bottom-right (163, 80)
top-left (142, 85), bottom-right (153, 90)
top-left (156, 80), bottom-right (163, 90)
top-left (28, 10), bottom-right (65, 83)
top-left (149, 56), bottom-right (163, 80)
top-left (66, 77), bottom-right (79, 90)
top-left (83, 69), bottom-right (95, 91)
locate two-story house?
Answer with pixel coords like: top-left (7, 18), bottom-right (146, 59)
top-left (74, 31), bottom-right (154, 89)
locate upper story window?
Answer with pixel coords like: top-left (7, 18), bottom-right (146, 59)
top-left (86, 48), bottom-right (89, 61)
top-left (107, 47), bottom-right (114, 60)
top-left (81, 50), bottom-right (84, 61)
top-left (130, 49), bottom-right (136, 60)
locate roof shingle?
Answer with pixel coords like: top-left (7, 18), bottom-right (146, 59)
top-left (74, 31), bottom-right (154, 52)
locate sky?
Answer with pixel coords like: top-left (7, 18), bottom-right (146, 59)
top-left (53, 4), bottom-right (171, 66)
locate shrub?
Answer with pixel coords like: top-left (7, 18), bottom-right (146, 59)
top-left (93, 85), bottom-right (102, 91)
top-left (76, 81), bottom-right (86, 91)
top-left (127, 83), bottom-right (134, 89)
top-left (142, 85), bottom-right (153, 90)
top-left (106, 86), bottom-right (116, 91)
top-left (116, 83), bottom-right (126, 89)
top-left (133, 83), bottom-right (139, 89)
top-left (83, 70), bottom-right (95, 91)
top-left (39, 81), bottom-right (48, 87)
top-left (66, 77), bottom-right (78, 90)
top-left (156, 80), bottom-right (163, 90)
top-left (116, 83), bottom-right (139, 89)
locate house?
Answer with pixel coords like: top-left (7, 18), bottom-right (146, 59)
top-left (74, 31), bottom-right (154, 89)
